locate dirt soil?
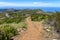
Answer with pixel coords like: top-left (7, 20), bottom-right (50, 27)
top-left (14, 17), bottom-right (46, 40)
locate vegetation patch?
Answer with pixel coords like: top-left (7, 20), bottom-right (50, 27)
top-left (0, 25), bottom-right (18, 40)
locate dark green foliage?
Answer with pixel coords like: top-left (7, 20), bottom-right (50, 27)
top-left (31, 14), bottom-right (49, 21)
top-left (22, 25), bottom-right (27, 29)
top-left (0, 20), bottom-right (4, 24)
top-left (0, 25), bottom-right (18, 40)
top-left (0, 12), bottom-right (26, 24)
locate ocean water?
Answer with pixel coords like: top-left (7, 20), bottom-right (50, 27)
top-left (1, 7), bottom-right (60, 12)
top-left (15, 7), bottom-right (60, 12)
top-left (40, 7), bottom-right (60, 12)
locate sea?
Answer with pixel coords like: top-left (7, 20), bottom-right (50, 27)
top-left (0, 7), bottom-right (60, 12)
top-left (25, 7), bottom-right (60, 12)
top-left (14, 7), bottom-right (60, 12)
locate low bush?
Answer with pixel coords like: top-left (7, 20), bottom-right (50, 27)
top-left (31, 14), bottom-right (49, 21)
top-left (0, 25), bottom-right (18, 40)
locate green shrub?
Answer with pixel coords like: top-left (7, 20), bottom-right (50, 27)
top-left (0, 25), bottom-right (18, 40)
top-left (31, 14), bottom-right (48, 21)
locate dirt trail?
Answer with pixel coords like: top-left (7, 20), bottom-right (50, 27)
top-left (14, 17), bottom-right (45, 40)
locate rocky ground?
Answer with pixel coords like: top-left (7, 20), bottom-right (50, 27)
top-left (43, 21), bottom-right (60, 40)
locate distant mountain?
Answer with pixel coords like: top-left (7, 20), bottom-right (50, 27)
top-left (0, 9), bottom-right (20, 12)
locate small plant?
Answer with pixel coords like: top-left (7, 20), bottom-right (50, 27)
top-left (0, 25), bottom-right (18, 40)
top-left (31, 14), bottom-right (48, 21)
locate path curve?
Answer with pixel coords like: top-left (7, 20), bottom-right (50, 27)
top-left (14, 17), bottom-right (45, 40)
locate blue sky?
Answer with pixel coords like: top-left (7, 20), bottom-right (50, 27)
top-left (0, 0), bottom-right (60, 7)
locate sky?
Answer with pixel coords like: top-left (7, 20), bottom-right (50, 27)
top-left (0, 0), bottom-right (60, 8)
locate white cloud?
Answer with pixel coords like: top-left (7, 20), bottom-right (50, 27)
top-left (33, 2), bottom-right (60, 7)
top-left (0, 2), bottom-right (34, 7)
top-left (0, 2), bottom-right (60, 7)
